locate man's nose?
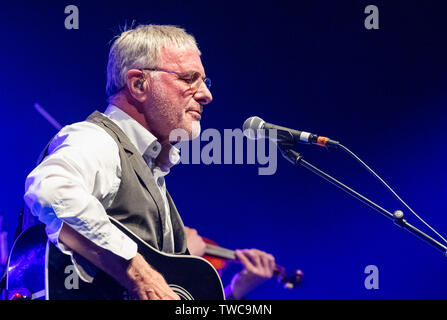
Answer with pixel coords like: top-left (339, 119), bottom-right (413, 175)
top-left (193, 82), bottom-right (213, 105)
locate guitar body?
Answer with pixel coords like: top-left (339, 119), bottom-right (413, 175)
top-left (6, 218), bottom-right (225, 300)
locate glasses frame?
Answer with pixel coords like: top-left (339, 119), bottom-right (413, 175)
top-left (141, 67), bottom-right (211, 91)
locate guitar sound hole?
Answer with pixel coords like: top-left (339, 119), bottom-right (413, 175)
top-left (169, 285), bottom-right (194, 300)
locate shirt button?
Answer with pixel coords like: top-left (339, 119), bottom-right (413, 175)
top-left (157, 177), bottom-right (163, 187)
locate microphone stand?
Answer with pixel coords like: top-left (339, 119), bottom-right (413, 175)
top-left (278, 145), bottom-right (447, 256)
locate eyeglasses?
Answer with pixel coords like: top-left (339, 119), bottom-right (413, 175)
top-left (141, 67), bottom-right (211, 93)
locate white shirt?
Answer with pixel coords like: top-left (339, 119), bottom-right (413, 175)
top-left (24, 105), bottom-right (180, 280)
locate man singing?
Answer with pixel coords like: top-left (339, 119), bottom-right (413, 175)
top-left (24, 24), bottom-right (275, 300)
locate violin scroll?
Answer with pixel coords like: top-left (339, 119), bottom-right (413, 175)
top-left (274, 266), bottom-right (304, 290)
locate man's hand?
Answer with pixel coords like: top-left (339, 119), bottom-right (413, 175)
top-left (184, 226), bottom-right (207, 257)
top-left (59, 223), bottom-right (180, 300)
top-left (227, 249), bottom-right (276, 300)
top-left (124, 253), bottom-right (180, 300)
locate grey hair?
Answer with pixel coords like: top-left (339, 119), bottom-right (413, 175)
top-left (106, 24), bottom-right (200, 97)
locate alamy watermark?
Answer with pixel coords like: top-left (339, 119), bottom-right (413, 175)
top-left (64, 5), bottom-right (79, 30)
top-left (364, 264), bottom-right (379, 289)
top-left (171, 128), bottom-right (278, 176)
top-left (64, 265), bottom-right (79, 290)
top-left (364, 5), bottom-right (379, 30)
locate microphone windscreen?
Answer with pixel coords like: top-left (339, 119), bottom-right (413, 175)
top-left (243, 116), bottom-right (264, 139)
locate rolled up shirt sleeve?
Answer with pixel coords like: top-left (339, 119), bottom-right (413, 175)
top-left (23, 122), bottom-right (138, 274)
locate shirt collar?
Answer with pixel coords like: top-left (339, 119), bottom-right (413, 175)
top-left (103, 105), bottom-right (180, 171)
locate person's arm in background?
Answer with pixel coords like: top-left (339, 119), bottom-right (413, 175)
top-left (184, 226), bottom-right (275, 300)
top-left (225, 249), bottom-right (275, 300)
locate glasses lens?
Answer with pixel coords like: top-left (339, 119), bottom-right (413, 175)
top-left (204, 78), bottom-right (211, 89)
top-left (191, 74), bottom-right (211, 92)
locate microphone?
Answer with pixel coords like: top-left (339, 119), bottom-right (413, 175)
top-left (243, 116), bottom-right (340, 148)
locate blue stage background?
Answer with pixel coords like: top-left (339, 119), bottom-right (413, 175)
top-left (1, 0), bottom-right (446, 299)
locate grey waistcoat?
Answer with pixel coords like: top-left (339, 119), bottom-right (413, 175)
top-left (85, 111), bottom-right (187, 254)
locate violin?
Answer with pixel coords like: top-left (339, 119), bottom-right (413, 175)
top-left (202, 237), bottom-right (304, 290)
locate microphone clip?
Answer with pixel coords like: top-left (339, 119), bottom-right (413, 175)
top-left (278, 143), bottom-right (302, 164)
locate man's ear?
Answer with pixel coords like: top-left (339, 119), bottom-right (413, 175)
top-left (125, 69), bottom-right (148, 102)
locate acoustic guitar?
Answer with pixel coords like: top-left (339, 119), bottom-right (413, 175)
top-left (5, 216), bottom-right (225, 300)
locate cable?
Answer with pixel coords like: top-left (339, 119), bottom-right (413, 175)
top-left (338, 143), bottom-right (447, 246)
